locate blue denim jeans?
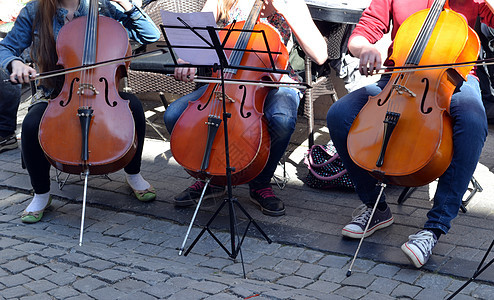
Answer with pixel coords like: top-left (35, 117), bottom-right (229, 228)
top-left (0, 68), bottom-right (21, 137)
top-left (164, 85), bottom-right (300, 186)
top-left (327, 75), bottom-right (487, 234)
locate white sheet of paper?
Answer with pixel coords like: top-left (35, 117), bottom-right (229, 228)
top-left (160, 11), bottom-right (227, 66)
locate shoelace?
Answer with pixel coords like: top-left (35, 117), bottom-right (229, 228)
top-left (351, 204), bottom-right (372, 225)
top-left (255, 187), bottom-right (276, 198)
top-left (408, 230), bottom-right (436, 253)
top-left (190, 180), bottom-right (205, 190)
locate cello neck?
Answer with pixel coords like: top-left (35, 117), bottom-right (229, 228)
top-left (407, 0), bottom-right (447, 65)
top-left (228, 0), bottom-right (264, 67)
top-left (83, 0), bottom-right (100, 66)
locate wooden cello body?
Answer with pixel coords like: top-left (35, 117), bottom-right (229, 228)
top-left (170, 0), bottom-right (288, 186)
top-left (347, 1), bottom-right (480, 187)
top-left (38, 0), bottom-right (136, 175)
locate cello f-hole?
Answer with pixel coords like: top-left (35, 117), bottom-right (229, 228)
top-left (60, 77), bottom-right (79, 107)
top-left (239, 85), bottom-right (251, 118)
top-left (420, 77), bottom-right (432, 114)
top-left (198, 84), bottom-right (218, 111)
top-left (99, 77), bottom-right (117, 107)
top-left (377, 74), bottom-right (402, 106)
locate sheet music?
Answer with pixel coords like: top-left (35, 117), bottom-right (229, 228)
top-left (160, 11), bottom-right (228, 65)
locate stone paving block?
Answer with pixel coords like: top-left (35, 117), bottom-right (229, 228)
top-left (249, 269), bottom-right (283, 282)
top-left (250, 255), bottom-right (283, 270)
top-left (0, 237), bottom-right (23, 249)
top-left (23, 279), bottom-right (58, 294)
top-left (276, 275), bottom-right (314, 289)
top-left (305, 280), bottom-right (341, 294)
top-left (341, 272), bottom-right (376, 288)
top-left (295, 262), bottom-right (327, 279)
top-left (415, 272), bottom-right (454, 289)
top-left (130, 271), bottom-right (170, 285)
top-left (0, 248), bottom-right (27, 263)
top-left (45, 272), bottom-right (77, 286)
top-left (471, 284), bottom-right (494, 299)
top-left (94, 269), bottom-right (129, 284)
top-left (199, 257), bottom-right (234, 270)
top-left (360, 291), bottom-right (396, 300)
top-left (319, 267), bottom-right (349, 284)
top-left (80, 258), bottom-right (116, 271)
top-left (391, 282), bottom-right (423, 298)
top-left (87, 286), bottom-right (128, 300)
top-left (333, 285), bottom-right (368, 299)
top-left (2, 259), bottom-right (35, 274)
top-left (414, 287), bottom-right (450, 300)
top-left (21, 265), bottom-right (55, 281)
top-left (0, 285), bottom-right (31, 298)
top-left (58, 252), bottom-right (93, 266)
top-left (72, 276), bottom-right (107, 293)
top-left (368, 263), bottom-right (401, 278)
top-left (119, 291), bottom-right (158, 300)
top-left (142, 281), bottom-right (180, 298)
top-left (393, 267), bottom-right (423, 283)
top-left (166, 288), bottom-right (209, 300)
top-left (133, 243), bottom-right (163, 256)
top-left (190, 281), bottom-right (229, 294)
top-left (368, 277), bottom-right (400, 295)
top-left (113, 278), bottom-right (151, 292)
top-left (298, 249), bottom-right (325, 263)
top-left (317, 254), bottom-right (350, 269)
top-left (0, 273), bottom-right (31, 288)
top-left (273, 259), bottom-right (302, 275)
top-left (272, 245), bottom-right (305, 259)
top-left (20, 292), bottom-right (54, 300)
top-left (203, 292), bottom-right (242, 299)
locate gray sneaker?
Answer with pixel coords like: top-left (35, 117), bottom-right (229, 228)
top-left (0, 134), bottom-right (17, 153)
top-left (342, 204), bottom-right (394, 238)
top-left (401, 229), bottom-right (438, 268)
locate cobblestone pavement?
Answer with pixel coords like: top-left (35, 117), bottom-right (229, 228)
top-left (0, 95), bottom-right (494, 299)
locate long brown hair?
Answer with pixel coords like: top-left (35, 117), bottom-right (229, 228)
top-left (32, 0), bottom-right (60, 90)
top-left (217, 0), bottom-right (237, 23)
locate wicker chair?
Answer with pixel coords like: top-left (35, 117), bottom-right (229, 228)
top-left (126, 0), bottom-right (207, 106)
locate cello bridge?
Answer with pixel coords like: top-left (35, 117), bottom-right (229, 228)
top-left (214, 91), bottom-right (235, 102)
top-left (392, 84), bottom-right (416, 97)
top-left (77, 84), bottom-right (99, 95)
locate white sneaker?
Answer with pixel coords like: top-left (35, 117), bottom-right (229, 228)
top-left (401, 229), bottom-right (438, 268)
top-left (342, 204), bottom-right (394, 238)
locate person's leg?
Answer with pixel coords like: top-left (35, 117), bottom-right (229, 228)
top-left (402, 75), bottom-right (488, 268)
top-left (163, 85), bottom-right (207, 134)
top-left (120, 92), bottom-right (156, 202)
top-left (327, 75), bottom-right (394, 238)
top-left (21, 102), bottom-right (52, 223)
top-left (0, 68), bottom-right (21, 152)
top-left (248, 87), bottom-right (300, 216)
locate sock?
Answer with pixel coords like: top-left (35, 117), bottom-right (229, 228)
top-left (377, 201), bottom-right (388, 211)
top-left (428, 228), bottom-right (442, 240)
top-left (25, 192), bottom-right (50, 212)
top-left (125, 173), bottom-right (151, 191)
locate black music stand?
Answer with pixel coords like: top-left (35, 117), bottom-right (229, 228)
top-left (447, 239), bottom-right (494, 299)
top-left (158, 16), bottom-right (299, 262)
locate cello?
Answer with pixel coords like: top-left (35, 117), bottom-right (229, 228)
top-left (169, 0), bottom-right (289, 186)
top-left (38, 0), bottom-right (137, 176)
top-left (347, 0), bottom-right (480, 187)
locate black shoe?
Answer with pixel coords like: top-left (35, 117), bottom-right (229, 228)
top-left (0, 133), bottom-right (17, 153)
top-left (174, 180), bottom-right (225, 207)
top-left (249, 186), bottom-right (285, 216)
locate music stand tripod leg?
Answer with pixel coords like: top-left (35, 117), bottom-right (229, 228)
top-left (178, 178), bottom-right (212, 256)
top-left (447, 239), bottom-right (494, 299)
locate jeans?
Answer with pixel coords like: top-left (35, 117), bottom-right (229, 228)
top-left (164, 85), bottom-right (300, 187)
top-left (22, 92), bottom-right (146, 194)
top-left (327, 74), bottom-right (487, 234)
top-left (0, 68), bottom-right (21, 137)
